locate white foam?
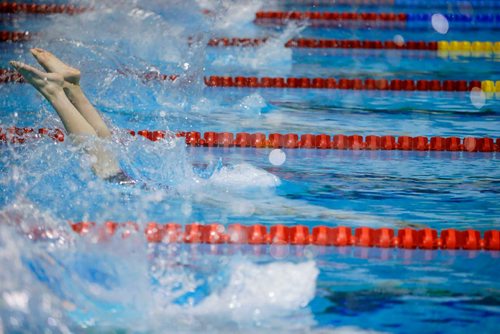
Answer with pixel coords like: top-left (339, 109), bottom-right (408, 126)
top-left (208, 163), bottom-right (281, 189)
top-left (201, 0), bottom-right (263, 31)
top-left (231, 23), bottom-right (305, 75)
top-left (0, 225), bottom-right (73, 332)
top-left (0, 198), bottom-right (65, 233)
top-left (194, 260), bottom-right (319, 317)
top-left (237, 93), bottom-right (267, 114)
top-left (2, 291), bottom-right (29, 313)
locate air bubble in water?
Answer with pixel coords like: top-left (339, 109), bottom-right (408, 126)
top-left (431, 14), bottom-right (449, 34)
top-left (12, 167), bottom-right (19, 182)
top-left (239, 93), bottom-right (266, 113)
top-left (181, 202), bottom-right (192, 216)
top-left (269, 149), bottom-right (286, 166)
top-left (270, 244), bottom-right (289, 259)
top-left (2, 291), bottom-right (29, 312)
top-left (470, 87), bottom-right (486, 109)
top-left (393, 34), bottom-right (405, 46)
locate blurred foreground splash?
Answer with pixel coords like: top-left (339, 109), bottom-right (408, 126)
top-left (0, 1), bottom-right (329, 332)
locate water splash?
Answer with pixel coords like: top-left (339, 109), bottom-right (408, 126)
top-left (212, 22), bottom-right (306, 76)
top-left (207, 162), bottom-right (281, 189)
top-left (0, 224), bottom-right (73, 332)
top-left (0, 0), bottom-right (412, 331)
top-left (191, 260), bottom-right (318, 318)
top-left (198, 0), bottom-right (263, 32)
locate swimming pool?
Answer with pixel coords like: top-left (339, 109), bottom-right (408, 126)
top-left (0, 1), bottom-right (499, 333)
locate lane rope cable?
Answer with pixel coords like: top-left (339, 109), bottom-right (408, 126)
top-left (4, 31), bottom-right (499, 55)
top-left (61, 222), bottom-right (500, 251)
top-left (1, 69), bottom-right (499, 93)
top-left (254, 11), bottom-right (500, 28)
top-left (269, 0), bottom-right (500, 8)
top-left (0, 2), bottom-right (87, 14)
top-left (1, 127), bottom-right (499, 152)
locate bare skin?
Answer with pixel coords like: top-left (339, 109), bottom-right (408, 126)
top-left (30, 48), bottom-right (112, 138)
top-left (10, 61), bottom-right (96, 136)
top-left (10, 51), bottom-right (390, 222)
top-left (10, 59), bottom-right (121, 179)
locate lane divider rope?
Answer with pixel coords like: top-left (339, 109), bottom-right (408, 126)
top-left (254, 11), bottom-right (500, 28)
top-left (1, 3), bottom-right (498, 23)
top-left (2, 127), bottom-right (499, 152)
top-left (256, 11), bottom-right (405, 22)
top-left (68, 222), bottom-right (500, 251)
top-left (208, 37), bottom-right (500, 55)
top-left (209, 37), bottom-right (500, 57)
top-left (2, 69), bottom-right (498, 93)
top-left (202, 76), bottom-right (500, 93)
top-left (169, 130), bottom-right (500, 152)
top-left (437, 40), bottom-right (500, 53)
top-left (270, 0), bottom-right (500, 7)
top-left (0, 2), bottom-right (87, 15)
top-left (1, 4), bottom-right (496, 26)
top-left (3, 32), bottom-right (499, 56)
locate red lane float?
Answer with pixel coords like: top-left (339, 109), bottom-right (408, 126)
top-left (70, 222), bottom-right (500, 251)
top-left (255, 11), bottom-right (407, 22)
top-left (0, 2), bottom-right (87, 14)
top-left (208, 37), bottom-right (438, 51)
top-left (266, 0), bottom-right (498, 5)
top-left (0, 127), bottom-right (64, 143)
top-left (0, 69), bottom-right (24, 83)
top-left (201, 75), bottom-right (486, 92)
top-left (0, 30), bottom-right (32, 42)
top-left (177, 131), bottom-right (499, 152)
top-left (2, 127), bottom-right (499, 153)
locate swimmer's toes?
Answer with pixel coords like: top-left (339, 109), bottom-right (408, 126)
top-left (9, 60), bottom-right (24, 70)
top-left (30, 48), bottom-right (80, 84)
top-left (11, 61), bottom-right (43, 79)
top-left (30, 48), bottom-right (55, 70)
top-left (10, 61), bottom-right (64, 90)
top-left (10, 61), bottom-right (41, 80)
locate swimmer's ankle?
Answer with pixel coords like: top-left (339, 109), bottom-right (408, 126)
top-left (63, 81), bottom-right (81, 94)
top-left (30, 48), bottom-right (81, 85)
top-left (10, 61), bottom-right (65, 98)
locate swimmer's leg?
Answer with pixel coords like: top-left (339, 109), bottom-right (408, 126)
top-left (10, 61), bottom-right (96, 136)
top-left (10, 61), bottom-right (121, 178)
top-left (30, 48), bottom-right (112, 139)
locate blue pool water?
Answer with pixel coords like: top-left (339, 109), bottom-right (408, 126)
top-left (0, 1), bottom-right (499, 333)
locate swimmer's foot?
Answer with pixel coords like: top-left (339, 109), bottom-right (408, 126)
top-left (10, 61), bottom-right (65, 98)
top-left (30, 48), bottom-right (81, 85)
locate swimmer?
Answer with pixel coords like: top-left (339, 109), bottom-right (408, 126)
top-left (8, 51), bottom-right (410, 227)
top-left (10, 49), bottom-right (135, 184)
